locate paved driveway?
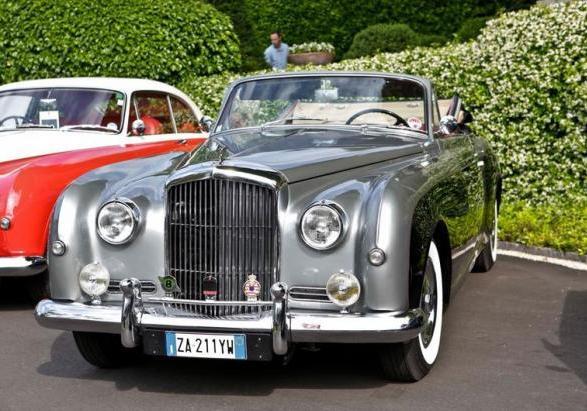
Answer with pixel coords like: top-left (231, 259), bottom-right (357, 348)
top-left (0, 256), bottom-right (585, 410)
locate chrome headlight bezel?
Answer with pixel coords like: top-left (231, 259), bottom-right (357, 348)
top-left (299, 202), bottom-right (346, 250)
top-left (96, 199), bottom-right (140, 245)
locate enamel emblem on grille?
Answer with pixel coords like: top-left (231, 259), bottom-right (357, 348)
top-left (243, 275), bottom-right (261, 302)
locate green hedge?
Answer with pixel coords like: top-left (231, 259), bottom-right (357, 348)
top-left (209, 0), bottom-right (536, 69)
top-left (500, 200), bottom-right (587, 255)
top-left (0, 0), bottom-right (240, 84)
top-left (181, 1), bottom-right (587, 207)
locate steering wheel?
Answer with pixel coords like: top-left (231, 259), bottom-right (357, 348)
top-left (0, 115), bottom-right (25, 127)
top-left (345, 108), bottom-right (409, 127)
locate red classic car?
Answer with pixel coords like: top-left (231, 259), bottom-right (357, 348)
top-left (0, 78), bottom-right (207, 299)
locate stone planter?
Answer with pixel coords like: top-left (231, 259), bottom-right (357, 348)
top-left (288, 52), bottom-right (334, 66)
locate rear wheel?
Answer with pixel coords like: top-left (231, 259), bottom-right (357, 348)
top-left (73, 332), bottom-right (138, 368)
top-left (379, 240), bottom-right (444, 381)
top-left (473, 200), bottom-right (498, 272)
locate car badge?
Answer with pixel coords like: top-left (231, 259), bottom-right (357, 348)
top-left (158, 275), bottom-right (180, 297)
top-left (203, 275), bottom-right (218, 301)
top-left (243, 274), bottom-right (261, 302)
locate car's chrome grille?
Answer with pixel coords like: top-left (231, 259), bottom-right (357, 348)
top-left (166, 178), bottom-right (279, 316)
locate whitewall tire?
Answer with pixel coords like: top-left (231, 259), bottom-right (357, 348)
top-left (379, 239), bottom-right (444, 381)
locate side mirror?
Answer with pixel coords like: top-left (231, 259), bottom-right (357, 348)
top-left (131, 119), bottom-right (145, 136)
top-left (200, 116), bottom-right (215, 133)
top-left (440, 115), bottom-right (458, 135)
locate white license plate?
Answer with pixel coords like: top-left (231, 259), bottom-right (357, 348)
top-left (165, 332), bottom-right (247, 360)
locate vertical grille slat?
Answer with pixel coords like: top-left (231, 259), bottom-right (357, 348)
top-left (167, 178), bottom-right (278, 316)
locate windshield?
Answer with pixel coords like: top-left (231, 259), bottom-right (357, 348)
top-left (216, 76), bottom-right (427, 134)
top-left (0, 88), bottom-right (125, 132)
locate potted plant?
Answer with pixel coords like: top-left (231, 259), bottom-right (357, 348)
top-left (288, 42), bottom-right (335, 65)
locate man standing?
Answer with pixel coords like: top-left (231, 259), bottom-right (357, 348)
top-left (264, 32), bottom-right (288, 70)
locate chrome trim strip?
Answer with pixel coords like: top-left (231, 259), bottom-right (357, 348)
top-left (0, 256), bottom-right (46, 277)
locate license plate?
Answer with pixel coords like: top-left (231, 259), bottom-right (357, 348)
top-left (165, 332), bottom-right (247, 360)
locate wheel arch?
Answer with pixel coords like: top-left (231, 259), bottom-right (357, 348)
top-left (408, 198), bottom-right (453, 310)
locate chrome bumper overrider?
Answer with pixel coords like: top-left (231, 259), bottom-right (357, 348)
top-left (35, 278), bottom-right (423, 355)
top-left (0, 256), bottom-right (46, 277)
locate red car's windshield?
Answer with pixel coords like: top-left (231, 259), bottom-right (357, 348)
top-left (0, 88), bottom-right (125, 132)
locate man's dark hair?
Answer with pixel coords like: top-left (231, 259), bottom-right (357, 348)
top-left (270, 31), bottom-right (282, 38)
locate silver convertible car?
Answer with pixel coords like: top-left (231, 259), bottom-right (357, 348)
top-left (35, 72), bottom-right (501, 381)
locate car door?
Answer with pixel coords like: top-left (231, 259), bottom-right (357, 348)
top-left (435, 94), bottom-right (485, 285)
top-left (126, 91), bottom-right (204, 150)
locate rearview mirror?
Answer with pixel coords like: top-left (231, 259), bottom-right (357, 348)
top-left (131, 119), bottom-right (145, 136)
top-left (200, 116), bottom-right (215, 133)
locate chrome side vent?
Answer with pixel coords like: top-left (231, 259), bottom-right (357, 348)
top-left (289, 287), bottom-right (330, 302)
top-left (108, 280), bottom-right (157, 294)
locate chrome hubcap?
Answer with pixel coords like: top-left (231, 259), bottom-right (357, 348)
top-left (420, 257), bottom-right (437, 347)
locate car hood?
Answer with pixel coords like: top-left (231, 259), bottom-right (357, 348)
top-left (182, 127), bottom-right (425, 183)
top-left (0, 129), bottom-right (124, 163)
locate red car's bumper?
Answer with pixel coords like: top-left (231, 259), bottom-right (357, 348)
top-left (0, 256), bottom-right (46, 277)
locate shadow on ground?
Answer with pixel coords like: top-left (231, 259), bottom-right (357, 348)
top-left (543, 289), bottom-right (587, 385)
top-left (37, 332), bottom-right (394, 396)
top-left (0, 277), bottom-right (34, 310)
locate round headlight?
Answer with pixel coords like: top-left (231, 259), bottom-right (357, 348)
top-left (300, 204), bottom-right (343, 250)
top-left (97, 201), bottom-right (138, 245)
top-left (326, 271), bottom-right (361, 308)
top-left (79, 262), bottom-right (110, 299)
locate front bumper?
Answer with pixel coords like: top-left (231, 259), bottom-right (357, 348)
top-left (35, 278), bottom-right (423, 356)
top-left (0, 256), bottom-right (46, 277)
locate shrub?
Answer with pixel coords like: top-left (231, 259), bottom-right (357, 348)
top-left (456, 17), bottom-right (490, 41)
top-left (210, 0), bottom-right (537, 69)
top-left (344, 24), bottom-right (420, 59)
top-left (183, 1), bottom-right (586, 208)
top-left (0, 0), bottom-right (240, 85)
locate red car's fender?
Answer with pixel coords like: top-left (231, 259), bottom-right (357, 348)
top-left (0, 138), bottom-right (204, 257)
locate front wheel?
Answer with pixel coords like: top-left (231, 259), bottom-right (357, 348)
top-left (379, 240), bottom-right (444, 382)
top-left (73, 332), bottom-right (138, 368)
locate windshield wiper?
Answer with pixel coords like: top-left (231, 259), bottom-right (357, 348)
top-left (260, 115), bottom-right (328, 131)
top-left (14, 124), bottom-right (56, 129)
top-left (356, 124), bottom-right (426, 141)
top-left (60, 125), bottom-right (118, 133)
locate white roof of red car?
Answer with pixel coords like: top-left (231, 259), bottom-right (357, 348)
top-left (0, 77), bottom-right (194, 102)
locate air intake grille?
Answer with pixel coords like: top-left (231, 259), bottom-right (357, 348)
top-left (166, 178), bottom-right (279, 315)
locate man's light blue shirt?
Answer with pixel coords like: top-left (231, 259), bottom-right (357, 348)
top-left (264, 43), bottom-right (289, 70)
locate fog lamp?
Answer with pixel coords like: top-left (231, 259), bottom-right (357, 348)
top-left (79, 262), bottom-right (110, 304)
top-left (325, 271), bottom-right (361, 311)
